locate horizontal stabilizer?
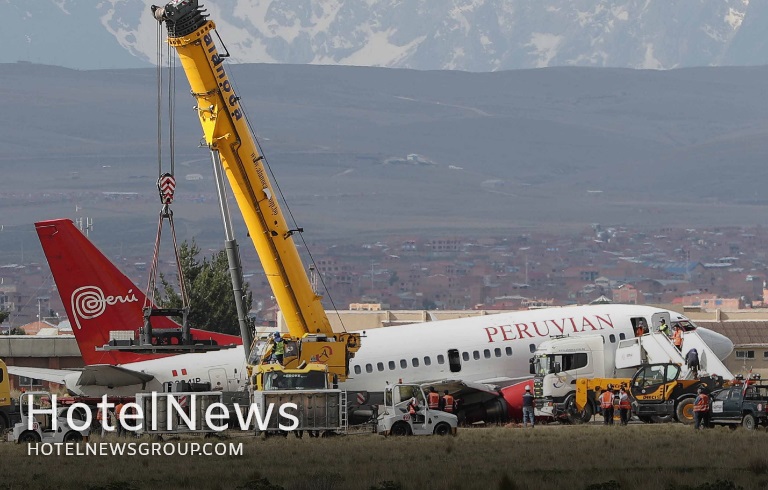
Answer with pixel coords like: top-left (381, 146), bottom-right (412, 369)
top-left (76, 365), bottom-right (156, 387)
top-left (6, 366), bottom-right (78, 385)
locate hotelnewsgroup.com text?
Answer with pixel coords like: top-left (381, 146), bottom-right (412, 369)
top-left (27, 441), bottom-right (244, 457)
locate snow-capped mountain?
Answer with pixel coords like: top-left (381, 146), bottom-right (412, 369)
top-left (3, 0), bottom-right (767, 71)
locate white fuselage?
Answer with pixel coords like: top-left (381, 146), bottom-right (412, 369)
top-left (64, 304), bottom-right (734, 397)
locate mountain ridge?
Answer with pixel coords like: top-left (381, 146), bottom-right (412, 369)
top-left (3, 1), bottom-right (767, 71)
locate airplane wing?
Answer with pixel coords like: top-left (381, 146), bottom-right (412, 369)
top-left (6, 366), bottom-right (78, 385)
top-left (76, 365), bottom-right (156, 387)
top-left (418, 379), bottom-right (502, 406)
top-left (6, 365), bottom-right (155, 388)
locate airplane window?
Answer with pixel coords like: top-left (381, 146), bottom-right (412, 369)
top-left (388, 361), bottom-right (396, 370)
top-left (437, 354), bottom-right (445, 364)
top-left (484, 349), bottom-right (491, 359)
top-left (619, 333), bottom-right (626, 340)
top-left (609, 334), bottom-right (616, 343)
top-left (365, 364), bottom-right (373, 373)
top-left (377, 362), bottom-right (384, 372)
top-left (473, 351), bottom-right (480, 360)
top-left (424, 356), bottom-right (431, 366)
top-left (412, 358), bottom-right (419, 367)
top-left (400, 359), bottom-right (407, 369)
top-left (494, 348), bottom-right (501, 357)
top-left (506, 347), bottom-right (513, 356)
top-left (462, 352), bottom-right (470, 361)
top-left (529, 344), bottom-right (535, 353)
top-left (354, 365), bottom-right (361, 375)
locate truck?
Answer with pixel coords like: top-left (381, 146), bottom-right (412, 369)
top-left (250, 363), bottom-right (347, 437)
top-left (573, 363), bottom-right (727, 424)
top-left (0, 359), bottom-right (21, 431)
top-left (9, 392), bottom-right (89, 444)
top-left (376, 383), bottom-right (458, 436)
top-left (709, 377), bottom-right (768, 430)
top-left (134, 391), bottom-right (224, 436)
top-left (531, 334), bottom-right (637, 423)
top-left (152, 0), bottom-right (361, 433)
top-left (533, 318), bottom-right (734, 423)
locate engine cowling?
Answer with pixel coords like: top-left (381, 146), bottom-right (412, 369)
top-left (500, 380), bottom-right (535, 421)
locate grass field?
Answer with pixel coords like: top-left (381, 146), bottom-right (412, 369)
top-left (2, 423), bottom-right (768, 490)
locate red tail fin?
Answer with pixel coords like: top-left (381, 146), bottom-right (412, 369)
top-left (36, 219), bottom-right (242, 365)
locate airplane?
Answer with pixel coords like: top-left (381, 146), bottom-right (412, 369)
top-left (7, 219), bottom-right (735, 422)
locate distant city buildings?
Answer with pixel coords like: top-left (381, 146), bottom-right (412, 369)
top-left (3, 224), bottom-right (768, 328)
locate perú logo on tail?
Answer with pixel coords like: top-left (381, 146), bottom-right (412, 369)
top-left (70, 286), bottom-right (139, 330)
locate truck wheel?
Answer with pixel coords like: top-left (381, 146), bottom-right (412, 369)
top-left (564, 395), bottom-right (592, 424)
top-left (63, 431), bottom-right (83, 443)
top-left (675, 399), bottom-right (695, 425)
top-left (742, 413), bottom-right (757, 430)
top-left (390, 422), bottom-right (411, 436)
top-left (434, 423), bottom-right (451, 436)
top-left (18, 431), bottom-right (41, 443)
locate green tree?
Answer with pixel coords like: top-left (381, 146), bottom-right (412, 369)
top-left (0, 309), bottom-right (9, 325)
top-left (155, 241), bottom-right (252, 336)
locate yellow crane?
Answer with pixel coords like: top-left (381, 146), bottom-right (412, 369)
top-left (152, 0), bottom-right (360, 383)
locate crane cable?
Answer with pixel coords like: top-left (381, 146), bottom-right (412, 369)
top-left (144, 22), bottom-right (188, 315)
top-left (225, 63), bottom-right (349, 334)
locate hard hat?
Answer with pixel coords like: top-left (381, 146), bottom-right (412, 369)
top-left (525, 385), bottom-right (531, 391)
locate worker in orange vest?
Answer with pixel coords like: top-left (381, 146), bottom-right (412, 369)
top-left (441, 390), bottom-right (455, 413)
top-left (693, 387), bottom-right (710, 430)
top-left (96, 406), bottom-right (112, 437)
top-left (618, 386), bottom-right (632, 426)
top-left (407, 395), bottom-right (422, 423)
top-left (115, 402), bottom-right (125, 437)
top-left (427, 386), bottom-right (440, 410)
top-left (599, 385), bottom-right (614, 425)
top-left (672, 324), bottom-right (684, 351)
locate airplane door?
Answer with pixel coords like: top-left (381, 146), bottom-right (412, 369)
top-left (209, 368), bottom-right (227, 391)
top-left (447, 349), bottom-right (461, 373)
top-left (651, 312), bottom-right (671, 333)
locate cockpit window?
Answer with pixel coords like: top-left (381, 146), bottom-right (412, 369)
top-left (675, 320), bottom-right (696, 332)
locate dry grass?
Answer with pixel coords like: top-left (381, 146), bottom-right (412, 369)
top-left (1, 424), bottom-right (768, 489)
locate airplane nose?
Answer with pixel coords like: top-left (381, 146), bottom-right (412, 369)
top-left (697, 328), bottom-right (734, 360)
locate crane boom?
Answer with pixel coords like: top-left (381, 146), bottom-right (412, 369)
top-left (152, 0), bottom-right (360, 380)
